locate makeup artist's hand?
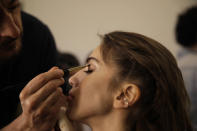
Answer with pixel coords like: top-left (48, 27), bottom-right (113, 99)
top-left (18, 67), bottom-right (66, 131)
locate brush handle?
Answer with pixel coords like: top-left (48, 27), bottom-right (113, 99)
top-left (61, 69), bottom-right (72, 95)
top-left (63, 69), bottom-right (70, 77)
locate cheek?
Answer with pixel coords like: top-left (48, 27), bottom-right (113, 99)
top-left (13, 9), bottom-right (23, 33)
top-left (77, 74), bottom-right (113, 116)
top-left (68, 69), bottom-right (115, 121)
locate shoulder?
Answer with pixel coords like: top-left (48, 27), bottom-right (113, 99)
top-left (21, 11), bottom-right (56, 51)
top-left (21, 11), bottom-right (54, 44)
top-left (21, 11), bottom-right (48, 31)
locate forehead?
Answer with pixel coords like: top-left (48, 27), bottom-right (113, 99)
top-left (90, 46), bottom-right (101, 59)
top-left (90, 45), bottom-right (120, 84)
top-left (90, 45), bottom-right (117, 68)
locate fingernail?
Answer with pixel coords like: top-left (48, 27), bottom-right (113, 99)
top-left (48, 66), bottom-right (59, 72)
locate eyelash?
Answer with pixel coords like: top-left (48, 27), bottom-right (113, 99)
top-left (84, 65), bottom-right (93, 74)
top-left (84, 69), bottom-right (93, 74)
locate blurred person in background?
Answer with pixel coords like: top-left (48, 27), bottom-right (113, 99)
top-left (57, 52), bottom-right (80, 69)
top-left (0, 0), bottom-right (65, 130)
top-left (175, 5), bottom-right (197, 130)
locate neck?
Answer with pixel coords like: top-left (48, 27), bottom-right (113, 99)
top-left (84, 109), bottom-right (130, 131)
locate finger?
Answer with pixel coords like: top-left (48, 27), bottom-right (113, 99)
top-left (20, 69), bottom-right (64, 99)
top-left (36, 88), bottom-right (63, 120)
top-left (39, 94), bottom-right (64, 130)
top-left (33, 78), bottom-right (64, 105)
top-left (58, 93), bottom-right (69, 107)
top-left (43, 87), bottom-right (63, 109)
top-left (23, 78), bottom-right (64, 110)
top-left (49, 66), bottom-right (59, 72)
top-left (28, 69), bottom-right (64, 94)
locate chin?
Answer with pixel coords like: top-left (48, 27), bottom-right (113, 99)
top-left (0, 39), bottom-right (22, 61)
top-left (67, 108), bottom-right (78, 120)
top-left (67, 108), bottom-right (84, 122)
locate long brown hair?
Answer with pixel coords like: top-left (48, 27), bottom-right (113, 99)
top-left (100, 31), bottom-right (193, 131)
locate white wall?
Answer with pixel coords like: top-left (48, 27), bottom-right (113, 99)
top-left (21, 0), bottom-right (196, 64)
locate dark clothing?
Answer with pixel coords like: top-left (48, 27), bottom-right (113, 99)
top-left (0, 11), bottom-right (57, 128)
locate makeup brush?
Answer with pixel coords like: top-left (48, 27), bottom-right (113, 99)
top-left (63, 65), bottom-right (88, 77)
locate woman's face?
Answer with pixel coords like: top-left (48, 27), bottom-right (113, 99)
top-left (68, 46), bottom-right (116, 122)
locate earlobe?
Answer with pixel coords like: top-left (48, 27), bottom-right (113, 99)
top-left (113, 93), bottom-right (129, 109)
top-left (125, 85), bottom-right (140, 106)
top-left (113, 84), bottom-right (140, 109)
top-left (123, 98), bottom-right (129, 106)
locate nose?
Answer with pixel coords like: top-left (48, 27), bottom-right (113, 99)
top-left (68, 70), bottom-right (86, 88)
top-left (68, 73), bottom-right (79, 88)
top-left (0, 11), bottom-right (20, 38)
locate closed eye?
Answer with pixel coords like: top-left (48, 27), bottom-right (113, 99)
top-left (84, 64), bottom-right (93, 74)
top-left (84, 69), bottom-right (93, 74)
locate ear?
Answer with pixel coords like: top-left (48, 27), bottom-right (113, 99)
top-left (113, 84), bottom-right (140, 109)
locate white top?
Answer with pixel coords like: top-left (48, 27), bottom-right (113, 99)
top-left (177, 48), bottom-right (197, 130)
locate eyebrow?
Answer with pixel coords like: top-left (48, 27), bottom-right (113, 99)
top-left (86, 57), bottom-right (100, 63)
